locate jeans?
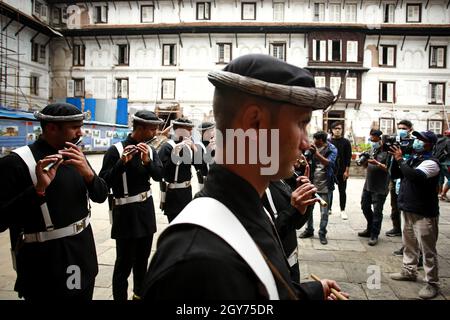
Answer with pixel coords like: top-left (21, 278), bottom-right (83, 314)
top-left (389, 180), bottom-right (401, 231)
top-left (305, 191), bottom-right (331, 236)
top-left (361, 189), bottom-right (387, 238)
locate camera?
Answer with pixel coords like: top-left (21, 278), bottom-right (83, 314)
top-left (381, 135), bottom-right (414, 155)
top-left (356, 151), bottom-right (372, 166)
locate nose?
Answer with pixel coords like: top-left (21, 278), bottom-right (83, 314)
top-left (299, 133), bottom-right (310, 152)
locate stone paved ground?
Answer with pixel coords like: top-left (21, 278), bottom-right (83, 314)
top-left (0, 154), bottom-right (449, 300)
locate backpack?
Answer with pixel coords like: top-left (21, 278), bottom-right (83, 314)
top-left (432, 137), bottom-right (450, 163)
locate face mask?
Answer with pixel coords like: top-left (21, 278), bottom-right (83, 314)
top-left (370, 141), bottom-right (380, 149)
top-left (398, 129), bottom-right (408, 139)
top-left (413, 139), bottom-right (425, 153)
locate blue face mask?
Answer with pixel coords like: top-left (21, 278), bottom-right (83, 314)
top-left (398, 129), bottom-right (408, 139)
top-left (370, 141), bottom-right (380, 149)
top-left (413, 139), bottom-right (425, 153)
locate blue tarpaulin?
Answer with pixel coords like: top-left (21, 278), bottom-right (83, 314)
top-left (116, 98), bottom-right (128, 125)
top-left (84, 98), bottom-right (96, 121)
top-left (66, 98), bottom-right (82, 110)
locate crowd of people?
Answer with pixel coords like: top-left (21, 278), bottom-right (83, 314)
top-left (0, 53), bottom-right (448, 301)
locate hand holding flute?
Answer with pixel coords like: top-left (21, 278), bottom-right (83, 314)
top-left (310, 273), bottom-right (349, 300)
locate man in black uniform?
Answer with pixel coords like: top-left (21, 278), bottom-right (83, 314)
top-left (158, 117), bottom-right (199, 222)
top-left (0, 103), bottom-right (108, 300)
top-left (196, 121), bottom-right (216, 190)
top-left (142, 54), bottom-right (347, 300)
top-left (262, 172), bottom-right (313, 283)
top-left (99, 111), bottom-right (163, 300)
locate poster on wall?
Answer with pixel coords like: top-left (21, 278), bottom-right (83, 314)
top-left (92, 130), bottom-right (100, 138)
top-left (83, 128), bottom-right (92, 137)
top-left (0, 126), bottom-right (19, 136)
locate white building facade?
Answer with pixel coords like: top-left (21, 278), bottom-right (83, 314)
top-left (1, 0), bottom-right (449, 142)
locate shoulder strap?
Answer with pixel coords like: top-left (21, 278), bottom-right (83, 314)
top-left (167, 139), bottom-right (176, 149)
top-left (264, 187), bottom-right (278, 218)
top-left (12, 146), bottom-right (54, 231)
top-left (113, 141), bottom-right (124, 156)
top-left (167, 197), bottom-right (279, 300)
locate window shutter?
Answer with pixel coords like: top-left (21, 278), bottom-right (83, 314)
top-left (387, 47), bottom-right (394, 66)
top-left (312, 40), bottom-right (317, 61)
top-left (346, 77), bottom-right (357, 99)
top-left (274, 3), bottom-right (284, 21)
top-left (224, 44), bottom-right (231, 63)
top-left (346, 41), bottom-right (357, 62)
top-left (330, 77), bottom-right (341, 95)
top-left (428, 83), bottom-right (433, 103)
top-left (67, 79), bottom-right (74, 97)
top-left (387, 83), bottom-right (394, 102)
top-left (379, 47), bottom-right (384, 65)
top-left (163, 45), bottom-right (170, 65)
top-left (327, 40), bottom-right (333, 61)
top-left (101, 6), bottom-right (107, 22)
top-left (436, 84), bottom-right (444, 103)
top-left (124, 45), bottom-right (129, 65)
top-left (121, 80), bottom-right (128, 99)
top-left (315, 76), bottom-right (325, 88)
top-left (319, 41), bottom-right (326, 61)
top-left (437, 48), bottom-right (444, 67)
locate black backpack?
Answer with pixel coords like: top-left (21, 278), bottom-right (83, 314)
top-left (432, 137), bottom-right (450, 163)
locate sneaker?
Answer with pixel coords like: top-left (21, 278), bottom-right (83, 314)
top-left (368, 237), bottom-right (378, 246)
top-left (328, 209), bottom-right (332, 215)
top-left (418, 284), bottom-right (439, 299)
top-left (385, 228), bottom-right (402, 237)
top-left (358, 229), bottom-right (371, 238)
top-left (393, 247), bottom-right (404, 256)
top-left (340, 210), bottom-right (348, 220)
top-left (319, 235), bottom-right (328, 245)
top-left (299, 230), bottom-right (314, 238)
top-left (390, 271), bottom-right (417, 281)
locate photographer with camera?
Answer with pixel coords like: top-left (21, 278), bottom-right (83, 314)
top-left (389, 131), bottom-right (441, 299)
top-left (357, 129), bottom-right (391, 246)
top-left (299, 131), bottom-right (337, 245)
top-left (386, 120), bottom-right (414, 238)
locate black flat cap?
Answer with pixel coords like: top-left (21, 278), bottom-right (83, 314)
top-left (132, 110), bottom-right (163, 125)
top-left (208, 54), bottom-right (335, 110)
top-left (34, 103), bottom-right (85, 122)
top-left (370, 129), bottom-right (383, 137)
top-left (198, 121), bottom-right (216, 131)
top-left (172, 117), bottom-right (195, 127)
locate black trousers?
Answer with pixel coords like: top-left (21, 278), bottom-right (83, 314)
top-left (330, 173), bottom-right (347, 211)
top-left (361, 189), bottom-right (387, 238)
top-left (165, 186), bottom-right (192, 222)
top-left (22, 280), bottom-right (95, 301)
top-left (113, 236), bottom-right (153, 300)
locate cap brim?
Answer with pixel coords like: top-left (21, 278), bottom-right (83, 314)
top-left (34, 111), bottom-right (86, 122)
top-left (208, 70), bottom-right (335, 110)
top-left (199, 124), bottom-right (216, 131)
top-left (132, 115), bottom-right (163, 125)
top-left (172, 121), bottom-right (195, 127)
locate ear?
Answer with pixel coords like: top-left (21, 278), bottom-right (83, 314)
top-left (240, 104), bottom-right (271, 131)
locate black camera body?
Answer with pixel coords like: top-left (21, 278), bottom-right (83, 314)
top-left (356, 151), bottom-right (372, 166)
top-left (381, 135), bottom-right (414, 155)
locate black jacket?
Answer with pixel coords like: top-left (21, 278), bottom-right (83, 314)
top-left (390, 153), bottom-right (440, 217)
top-left (0, 138), bottom-right (108, 298)
top-left (143, 164), bottom-right (323, 300)
top-left (99, 135), bottom-right (163, 238)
